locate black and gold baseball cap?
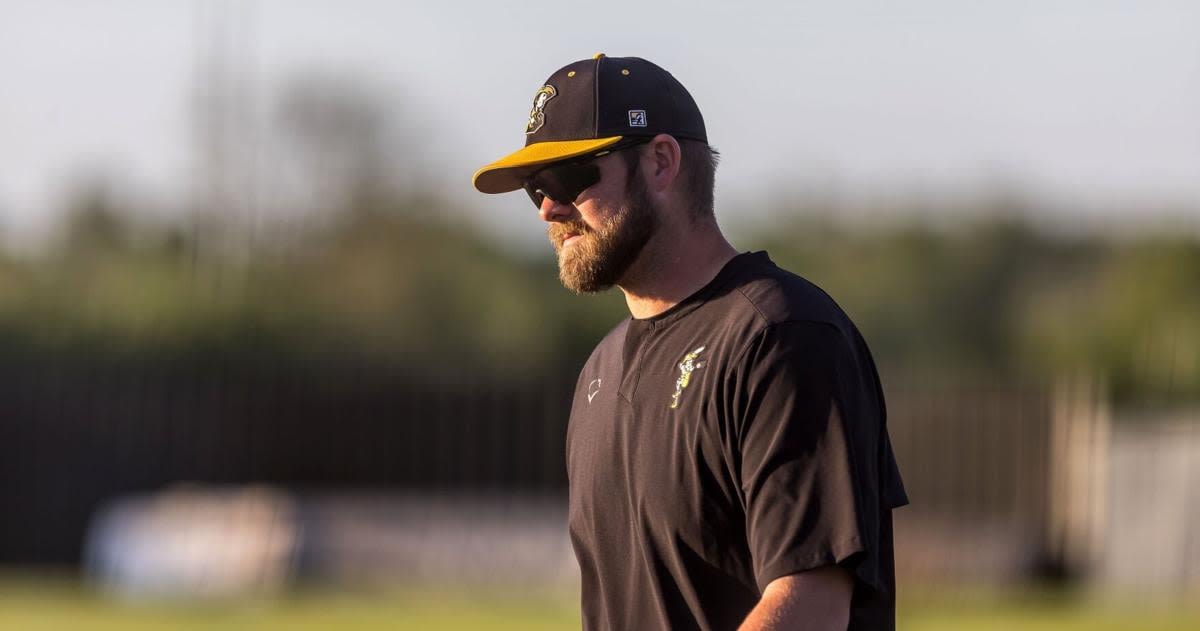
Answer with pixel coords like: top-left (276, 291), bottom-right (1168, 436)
top-left (472, 53), bottom-right (707, 194)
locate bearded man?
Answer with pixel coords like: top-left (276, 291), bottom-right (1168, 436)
top-left (473, 54), bottom-right (909, 631)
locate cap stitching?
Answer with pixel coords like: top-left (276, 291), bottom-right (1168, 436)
top-left (592, 56), bottom-right (602, 138)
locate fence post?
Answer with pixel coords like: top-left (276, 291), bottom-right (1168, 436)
top-left (1045, 372), bottom-right (1111, 580)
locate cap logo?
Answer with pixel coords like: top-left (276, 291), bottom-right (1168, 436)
top-left (525, 85), bottom-right (557, 135)
top-left (628, 110), bottom-right (647, 127)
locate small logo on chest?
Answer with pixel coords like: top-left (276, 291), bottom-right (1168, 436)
top-left (670, 346), bottom-right (707, 409)
top-left (587, 378), bottom-right (602, 403)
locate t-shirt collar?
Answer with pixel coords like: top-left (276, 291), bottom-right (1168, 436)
top-left (628, 250), bottom-right (769, 329)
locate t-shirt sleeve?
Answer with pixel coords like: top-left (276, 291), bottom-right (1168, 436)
top-left (728, 320), bottom-right (891, 594)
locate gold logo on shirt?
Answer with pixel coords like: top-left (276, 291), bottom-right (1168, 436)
top-left (671, 346), bottom-right (707, 409)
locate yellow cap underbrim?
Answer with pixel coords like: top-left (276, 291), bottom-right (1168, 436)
top-left (472, 136), bottom-right (624, 194)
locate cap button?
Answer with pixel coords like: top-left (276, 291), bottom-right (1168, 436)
top-left (592, 52), bottom-right (606, 60)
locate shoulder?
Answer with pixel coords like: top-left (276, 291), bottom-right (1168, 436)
top-left (733, 254), bottom-right (852, 329)
top-left (716, 253), bottom-right (864, 361)
top-left (728, 320), bottom-right (855, 403)
top-left (713, 255), bottom-right (885, 415)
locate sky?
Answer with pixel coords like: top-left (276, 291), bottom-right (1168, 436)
top-left (2, 0), bottom-right (1199, 248)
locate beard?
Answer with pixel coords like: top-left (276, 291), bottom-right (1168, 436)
top-left (547, 169), bottom-right (658, 294)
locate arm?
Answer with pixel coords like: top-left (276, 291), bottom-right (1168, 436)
top-left (730, 322), bottom-right (867, 629)
top-left (738, 565), bottom-right (853, 631)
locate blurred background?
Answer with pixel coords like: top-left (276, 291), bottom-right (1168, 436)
top-left (2, 1), bottom-right (1199, 629)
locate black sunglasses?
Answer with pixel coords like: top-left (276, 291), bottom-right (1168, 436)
top-left (523, 137), bottom-right (652, 210)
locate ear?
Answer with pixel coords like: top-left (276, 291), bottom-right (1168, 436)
top-left (644, 134), bottom-right (682, 195)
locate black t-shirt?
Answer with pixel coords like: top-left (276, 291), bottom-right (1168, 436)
top-left (566, 251), bottom-right (909, 631)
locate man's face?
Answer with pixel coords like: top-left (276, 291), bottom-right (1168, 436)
top-left (542, 149), bottom-right (658, 294)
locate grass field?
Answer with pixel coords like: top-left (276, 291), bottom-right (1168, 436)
top-left (2, 576), bottom-right (1198, 630)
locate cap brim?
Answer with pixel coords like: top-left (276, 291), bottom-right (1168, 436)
top-left (472, 136), bottom-right (624, 194)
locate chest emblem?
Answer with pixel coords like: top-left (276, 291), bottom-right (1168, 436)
top-left (587, 378), bottom-right (602, 403)
top-left (670, 346), bottom-right (707, 409)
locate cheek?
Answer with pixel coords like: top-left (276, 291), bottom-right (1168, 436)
top-left (575, 195), bottom-right (621, 231)
top-left (574, 167), bottom-right (626, 222)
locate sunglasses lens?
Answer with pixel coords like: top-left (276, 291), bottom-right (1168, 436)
top-left (524, 182), bottom-right (545, 209)
top-left (525, 162), bottom-right (601, 209)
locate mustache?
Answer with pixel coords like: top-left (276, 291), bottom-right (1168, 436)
top-left (548, 220), bottom-right (592, 246)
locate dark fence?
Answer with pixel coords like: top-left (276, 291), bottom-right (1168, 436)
top-left (885, 379), bottom-right (1057, 581)
top-left (887, 381), bottom-right (1052, 524)
top-left (0, 354), bottom-right (574, 565)
top-left (2, 353), bottom-right (1063, 578)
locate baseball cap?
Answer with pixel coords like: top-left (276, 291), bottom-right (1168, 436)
top-left (472, 53), bottom-right (707, 194)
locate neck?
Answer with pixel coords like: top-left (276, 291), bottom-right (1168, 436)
top-left (617, 218), bottom-right (739, 319)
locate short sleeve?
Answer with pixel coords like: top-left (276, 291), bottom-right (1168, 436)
top-left (729, 320), bottom-right (892, 595)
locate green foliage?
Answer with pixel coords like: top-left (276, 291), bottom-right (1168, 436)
top-left (2, 184), bottom-right (1198, 404)
top-left (747, 209), bottom-right (1200, 404)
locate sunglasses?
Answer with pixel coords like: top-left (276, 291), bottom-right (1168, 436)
top-left (523, 138), bottom-right (651, 210)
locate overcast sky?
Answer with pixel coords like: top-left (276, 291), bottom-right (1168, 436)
top-left (2, 0), bottom-right (1198, 247)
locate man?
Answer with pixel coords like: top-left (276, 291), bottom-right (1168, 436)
top-left (473, 54), bottom-right (909, 631)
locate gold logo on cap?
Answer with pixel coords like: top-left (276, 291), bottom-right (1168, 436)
top-left (525, 85), bottom-right (557, 135)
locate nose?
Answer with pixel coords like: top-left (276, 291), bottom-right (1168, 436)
top-left (538, 196), bottom-right (574, 223)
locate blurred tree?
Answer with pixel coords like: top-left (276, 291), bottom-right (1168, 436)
top-left (1, 76), bottom-right (1195, 406)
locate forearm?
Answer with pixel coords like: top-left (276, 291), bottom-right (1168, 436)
top-left (738, 585), bottom-right (804, 631)
top-left (737, 566), bottom-right (852, 631)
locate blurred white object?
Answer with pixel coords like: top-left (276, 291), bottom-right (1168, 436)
top-left (84, 485), bottom-right (300, 601)
top-left (302, 493), bottom-right (576, 588)
top-left (1101, 415), bottom-right (1200, 593)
